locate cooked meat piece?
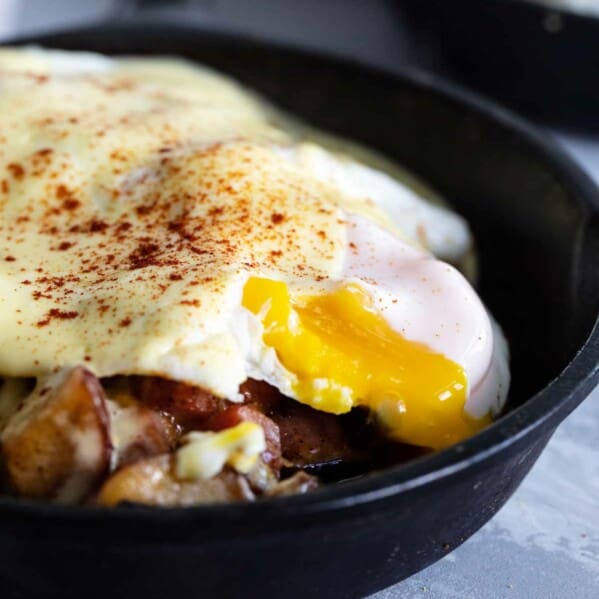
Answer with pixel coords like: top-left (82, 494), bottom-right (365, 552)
top-left (1, 367), bottom-right (111, 503)
top-left (205, 404), bottom-right (282, 474)
top-left (241, 379), bottom-right (371, 470)
top-left (266, 471), bottom-right (319, 497)
top-left (273, 401), bottom-right (363, 468)
top-left (128, 376), bottom-right (221, 427)
top-left (96, 454), bottom-right (254, 507)
top-left (123, 376), bottom-right (374, 486)
top-left (239, 378), bottom-right (283, 410)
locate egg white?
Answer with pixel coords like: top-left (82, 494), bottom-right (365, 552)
top-left (0, 47), bottom-right (509, 426)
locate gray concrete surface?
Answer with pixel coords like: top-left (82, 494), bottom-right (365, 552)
top-left (373, 385), bottom-right (599, 599)
top-left (373, 129), bottom-right (599, 599)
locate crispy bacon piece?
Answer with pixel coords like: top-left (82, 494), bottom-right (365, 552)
top-left (0, 367), bottom-right (111, 502)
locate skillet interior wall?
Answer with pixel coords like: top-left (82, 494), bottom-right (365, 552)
top-left (12, 26), bottom-right (597, 411)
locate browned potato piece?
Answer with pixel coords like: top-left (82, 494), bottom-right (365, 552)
top-left (266, 471), bottom-right (319, 497)
top-left (104, 382), bottom-right (179, 468)
top-left (96, 455), bottom-right (254, 507)
top-left (110, 403), bottom-right (178, 468)
top-left (1, 367), bottom-right (111, 503)
top-left (244, 461), bottom-right (318, 497)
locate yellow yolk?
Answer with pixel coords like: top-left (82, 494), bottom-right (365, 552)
top-left (243, 277), bottom-right (489, 449)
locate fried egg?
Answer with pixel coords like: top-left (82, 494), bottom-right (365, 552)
top-left (0, 48), bottom-right (509, 451)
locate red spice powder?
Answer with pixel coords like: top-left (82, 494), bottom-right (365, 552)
top-left (56, 241), bottom-right (75, 251)
top-left (180, 299), bottom-right (200, 307)
top-left (128, 242), bottom-right (161, 269)
top-left (62, 198), bottom-right (81, 211)
top-left (36, 309), bottom-right (79, 327)
top-left (7, 163), bottom-right (25, 180)
top-left (89, 218), bottom-right (109, 233)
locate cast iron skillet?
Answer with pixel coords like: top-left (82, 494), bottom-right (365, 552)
top-left (0, 24), bottom-right (598, 599)
top-left (401, 0), bottom-right (599, 130)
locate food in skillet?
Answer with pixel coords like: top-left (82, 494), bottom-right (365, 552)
top-left (0, 48), bottom-right (509, 506)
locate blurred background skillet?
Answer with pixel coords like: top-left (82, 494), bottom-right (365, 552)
top-left (402, 0), bottom-right (599, 131)
top-left (0, 22), bottom-right (597, 599)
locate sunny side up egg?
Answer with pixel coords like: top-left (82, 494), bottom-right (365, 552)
top-left (0, 48), bottom-right (509, 452)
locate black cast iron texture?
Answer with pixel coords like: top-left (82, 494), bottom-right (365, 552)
top-left (0, 25), bottom-right (597, 599)
top-left (401, 0), bottom-right (599, 130)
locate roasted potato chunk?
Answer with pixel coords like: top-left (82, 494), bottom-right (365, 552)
top-left (104, 381), bottom-right (179, 468)
top-left (266, 471), bottom-right (319, 497)
top-left (96, 454), bottom-right (254, 507)
top-left (0, 367), bottom-right (111, 503)
top-left (109, 402), bottom-right (178, 468)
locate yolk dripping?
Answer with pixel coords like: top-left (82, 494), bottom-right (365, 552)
top-left (242, 277), bottom-right (489, 449)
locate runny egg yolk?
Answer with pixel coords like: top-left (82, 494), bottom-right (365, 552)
top-left (242, 277), bottom-right (490, 449)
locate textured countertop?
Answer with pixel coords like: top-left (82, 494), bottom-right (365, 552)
top-left (3, 2), bottom-right (599, 598)
top-left (375, 383), bottom-right (599, 599)
top-left (372, 130), bottom-right (599, 599)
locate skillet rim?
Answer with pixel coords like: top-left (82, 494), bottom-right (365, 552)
top-left (0, 23), bottom-right (597, 526)
top-left (499, 0), bottom-right (599, 21)
top-left (458, 0), bottom-right (599, 21)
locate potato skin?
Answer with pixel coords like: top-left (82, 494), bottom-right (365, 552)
top-left (113, 405), bottom-right (178, 468)
top-left (95, 454), bottom-right (318, 506)
top-left (96, 454), bottom-right (254, 507)
top-left (0, 373), bottom-right (322, 506)
top-left (0, 367), bottom-right (112, 503)
top-left (103, 382), bottom-right (179, 469)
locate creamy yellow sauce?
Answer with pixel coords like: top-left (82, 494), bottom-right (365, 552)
top-left (0, 52), bottom-right (355, 391)
top-left (0, 48), bottom-right (502, 450)
top-left (176, 422), bottom-right (266, 480)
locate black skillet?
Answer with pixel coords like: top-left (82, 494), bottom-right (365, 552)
top-left (401, 0), bottom-right (599, 130)
top-left (0, 24), bottom-right (598, 599)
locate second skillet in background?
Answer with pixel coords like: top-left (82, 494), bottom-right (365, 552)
top-left (401, 0), bottom-right (599, 131)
